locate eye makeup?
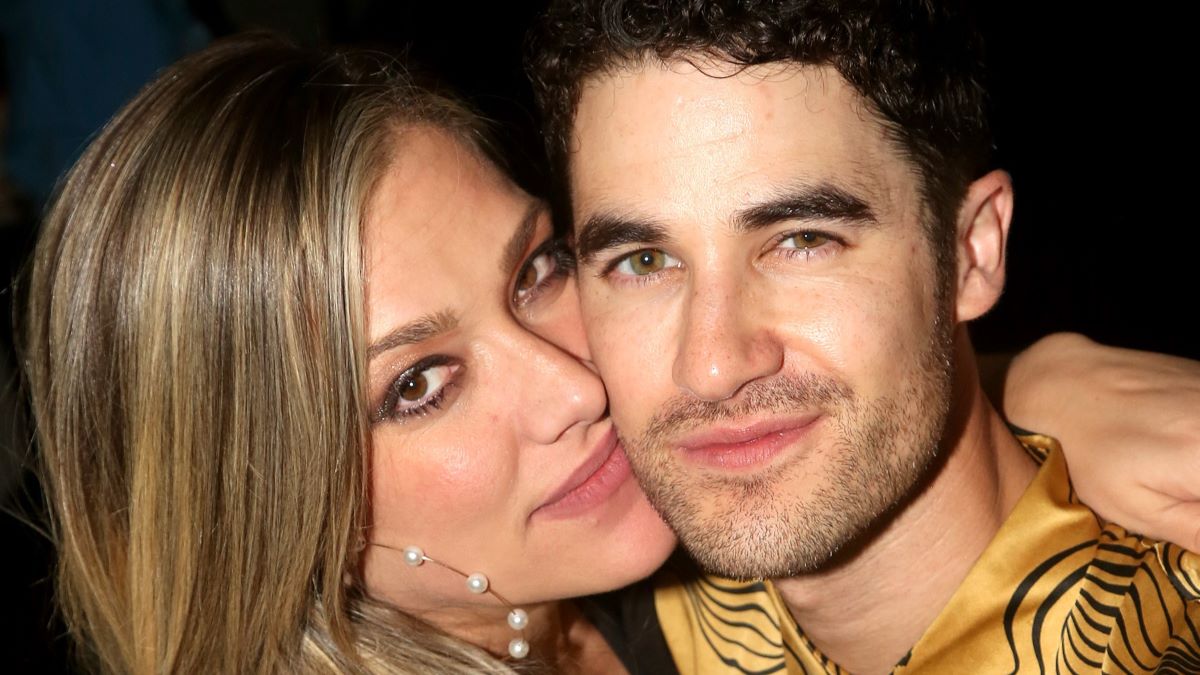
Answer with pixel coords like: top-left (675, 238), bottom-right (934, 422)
top-left (374, 355), bottom-right (461, 424)
top-left (512, 237), bottom-right (575, 309)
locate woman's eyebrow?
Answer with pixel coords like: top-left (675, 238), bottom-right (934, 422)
top-left (368, 310), bottom-right (459, 361)
top-left (501, 201), bottom-right (549, 279)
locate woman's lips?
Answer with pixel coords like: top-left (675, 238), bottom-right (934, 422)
top-left (674, 413), bottom-right (823, 470)
top-left (532, 429), bottom-right (633, 520)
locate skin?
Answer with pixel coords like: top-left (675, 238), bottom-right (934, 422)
top-left (345, 88), bottom-right (1199, 673)
top-left (572, 61), bottom-right (959, 579)
top-left (568, 61), bottom-right (1038, 673)
top-left (358, 126), bottom-right (674, 666)
top-left (1004, 333), bottom-right (1200, 551)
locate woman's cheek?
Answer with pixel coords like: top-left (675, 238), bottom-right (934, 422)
top-left (412, 434), bottom-right (514, 508)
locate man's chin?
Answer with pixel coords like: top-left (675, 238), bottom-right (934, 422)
top-left (686, 539), bottom-right (847, 581)
top-left (648, 446), bottom-right (932, 580)
top-left (668, 494), bottom-right (863, 579)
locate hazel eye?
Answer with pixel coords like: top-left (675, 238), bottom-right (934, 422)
top-left (780, 231), bottom-right (832, 250)
top-left (615, 249), bottom-right (679, 276)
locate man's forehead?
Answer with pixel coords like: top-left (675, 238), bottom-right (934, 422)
top-left (568, 59), bottom-right (903, 222)
top-left (573, 60), bottom-right (844, 144)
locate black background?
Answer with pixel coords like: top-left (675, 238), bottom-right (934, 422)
top-left (342, 1), bottom-right (1199, 359)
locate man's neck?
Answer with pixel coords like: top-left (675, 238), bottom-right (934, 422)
top-left (772, 352), bottom-right (1038, 675)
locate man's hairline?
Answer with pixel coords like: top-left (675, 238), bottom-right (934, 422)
top-left (560, 52), bottom-right (955, 249)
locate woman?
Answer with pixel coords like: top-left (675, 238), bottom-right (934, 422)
top-left (24, 35), bottom-right (670, 674)
top-left (21, 36), bottom-right (1198, 674)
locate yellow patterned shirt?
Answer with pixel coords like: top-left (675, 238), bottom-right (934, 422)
top-left (654, 434), bottom-right (1200, 673)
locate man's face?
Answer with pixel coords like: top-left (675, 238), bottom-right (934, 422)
top-left (568, 61), bottom-right (958, 578)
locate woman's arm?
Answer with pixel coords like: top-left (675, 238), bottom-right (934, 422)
top-left (1001, 333), bottom-right (1200, 552)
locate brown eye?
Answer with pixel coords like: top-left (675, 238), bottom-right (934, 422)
top-left (517, 264), bottom-right (539, 293)
top-left (513, 246), bottom-right (561, 306)
top-left (782, 231), bottom-right (831, 249)
top-left (616, 248), bottom-right (679, 276)
top-left (400, 373), bottom-right (429, 401)
top-left (380, 360), bottom-right (459, 422)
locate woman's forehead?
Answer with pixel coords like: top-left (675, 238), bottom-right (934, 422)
top-left (362, 128), bottom-right (543, 340)
top-left (365, 129), bottom-right (521, 262)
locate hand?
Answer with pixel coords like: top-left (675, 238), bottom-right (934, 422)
top-left (1004, 333), bottom-right (1200, 552)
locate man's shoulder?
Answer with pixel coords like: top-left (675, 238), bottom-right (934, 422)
top-left (900, 430), bottom-right (1200, 673)
top-left (1014, 428), bottom-right (1200, 604)
top-left (963, 514), bottom-right (1200, 673)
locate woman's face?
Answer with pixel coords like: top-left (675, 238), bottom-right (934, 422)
top-left (359, 127), bottom-right (675, 617)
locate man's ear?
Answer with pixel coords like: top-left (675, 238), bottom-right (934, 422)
top-left (955, 169), bottom-right (1014, 322)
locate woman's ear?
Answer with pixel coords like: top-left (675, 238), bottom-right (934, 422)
top-left (955, 169), bottom-right (1014, 322)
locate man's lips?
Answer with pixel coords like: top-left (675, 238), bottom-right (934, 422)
top-left (673, 413), bottom-right (823, 470)
top-left (532, 427), bottom-right (631, 519)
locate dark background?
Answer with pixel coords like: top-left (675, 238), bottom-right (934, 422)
top-left (2, 2), bottom-right (1194, 671)
top-left (335, 1), bottom-right (1200, 358)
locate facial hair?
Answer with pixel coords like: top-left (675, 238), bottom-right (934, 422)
top-left (621, 315), bottom-right (955, 580)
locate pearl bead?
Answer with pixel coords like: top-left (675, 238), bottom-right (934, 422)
top-left (465, 572), bottom-right (489, 594)
top-left (508, 638), bottom-right (530, 659)
top-left (401, 546), bottom-right (424, 567)
top-left (507, 608), bottom-right (528, 630)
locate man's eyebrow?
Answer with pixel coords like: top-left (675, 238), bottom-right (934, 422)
top-left (734, 183), bottom-right (878, 232)
top-left (500, 201), bottom-right (547, 280)
top-left (368, 310), bottom-right (459, 361)
top-left (574, 213), bottom-right (670, 265)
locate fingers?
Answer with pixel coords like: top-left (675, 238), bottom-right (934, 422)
top-left (1144, 500), bottom-right (1200, 554)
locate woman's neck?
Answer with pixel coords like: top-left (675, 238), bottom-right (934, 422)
top-left (427, 599), bottom-right (629, 673)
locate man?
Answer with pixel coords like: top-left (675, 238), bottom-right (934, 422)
top-left (528, 1), bottom-right (1200, 672)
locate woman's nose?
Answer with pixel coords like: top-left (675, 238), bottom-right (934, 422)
top-left (505, 320), bottom-right (608, 446)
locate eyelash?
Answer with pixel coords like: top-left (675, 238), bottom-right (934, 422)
top-left (599, 249), bottom-right (679, 288)
top-left (772, 229), bottom-right (844, 261)
top-left (374, 355), bottom-right (460, 424)
top-left (599, 229), bottom-right (844, 285)
top-left (372, 238), bottom-right (574, 425)
top-left (512, 237), bottom-right (576, 308)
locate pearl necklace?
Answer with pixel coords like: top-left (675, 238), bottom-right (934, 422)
top-left (370, 542), bottom-right (531, 659)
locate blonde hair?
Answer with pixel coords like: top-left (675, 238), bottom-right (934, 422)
top-left (22, 35), bottom-right (521, 674)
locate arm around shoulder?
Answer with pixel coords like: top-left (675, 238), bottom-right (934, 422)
top-left (1002, 333), bottom-right (1200, 553)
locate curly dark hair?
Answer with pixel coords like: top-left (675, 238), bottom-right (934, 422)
top-left (526, 0), bottom-right (992, 250)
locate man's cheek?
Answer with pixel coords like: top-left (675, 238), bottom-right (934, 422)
top-left (581, 289), bottom-right (668, 361)
top-left (581, 285), bottom-right (712, 435)
top-left (586, 328), bottom-right (666, 434)
top-left (606, 340), bottom-right (663, 421)
top-left (824, 292), bottom-right (934, 394)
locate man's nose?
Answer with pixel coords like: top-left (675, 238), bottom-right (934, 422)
top-left (672, 272), bottom-right (783, 402)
